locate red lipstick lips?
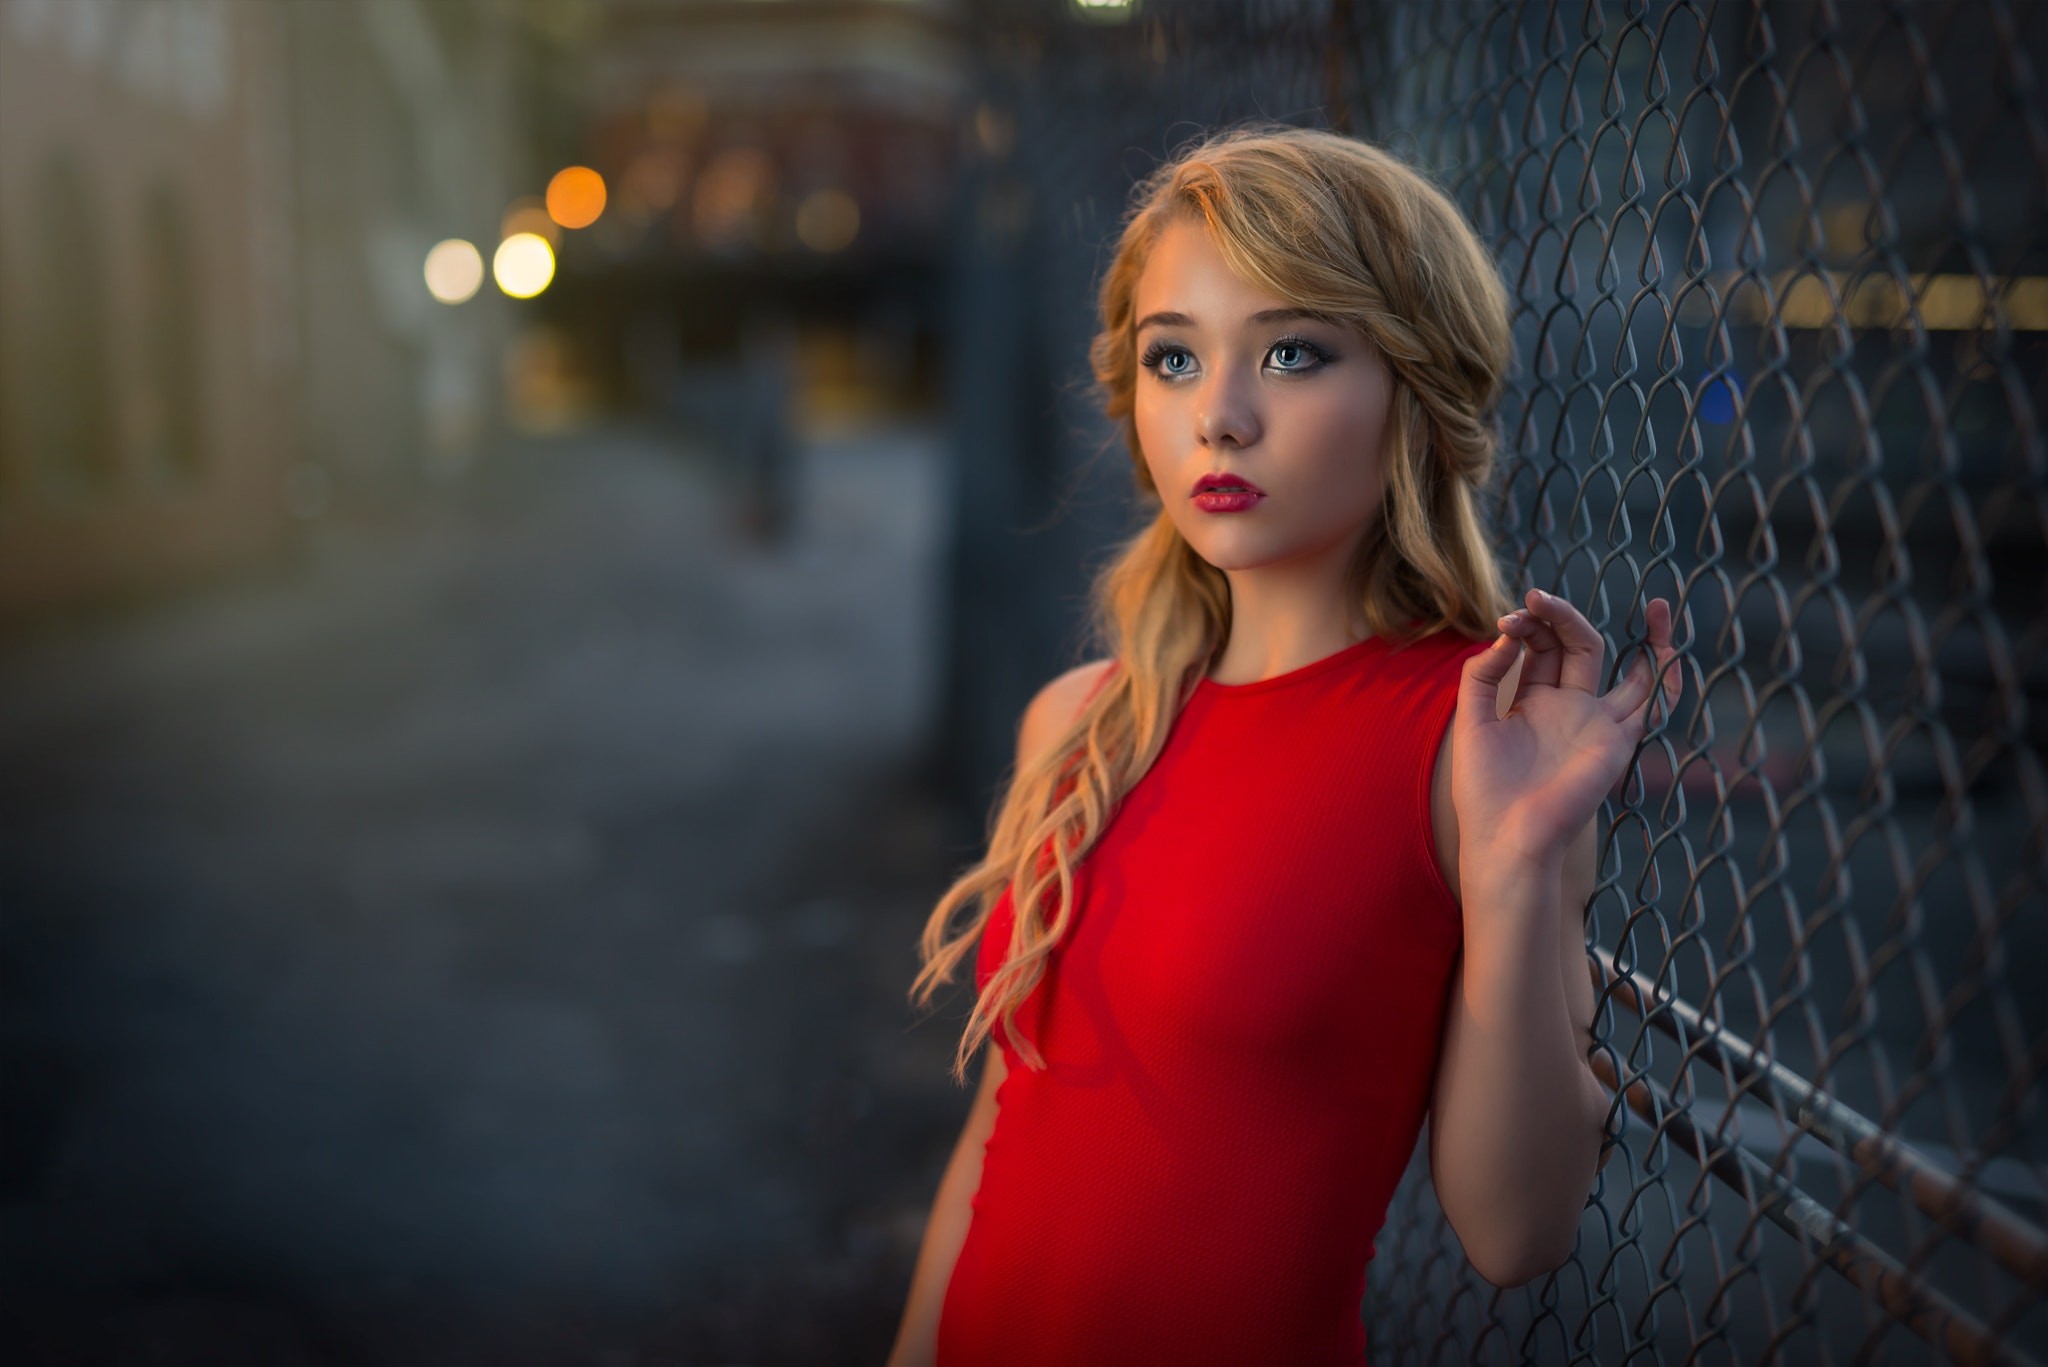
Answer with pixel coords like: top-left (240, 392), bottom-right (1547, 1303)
top-left (1191, 471), bottom-right (1266, 513)
top-left (1192, 471), bottom-right (1266, 496)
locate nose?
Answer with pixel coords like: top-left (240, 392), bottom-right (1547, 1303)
top-left (1196, 373), bottom-right (1260, 449)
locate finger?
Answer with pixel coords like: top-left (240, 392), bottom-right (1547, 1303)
top-left (1601, 648), bottom-right (1656, 727)
top-left (1603, 636), bottom-right (1683, 731)
top-left (1657, 647), bottom-right (1683, 716)
top-left (1496, 607), bottom-right (1565, 690)
top-left (1636, 599), bottom-right (1681, 712)
top-left (1649, 599), bottom-right (1683, 707)
top-left (1460, 630), bottom-right (1521, 726)
top-left (1523, 587), bottom-right (1606, 695)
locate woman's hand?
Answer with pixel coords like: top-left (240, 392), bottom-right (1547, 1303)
top-left (1452, 590), bottom-right (1681, 865)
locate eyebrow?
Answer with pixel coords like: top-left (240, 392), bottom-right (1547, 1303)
top-left (1133, 307), bottom-right (1340, 333)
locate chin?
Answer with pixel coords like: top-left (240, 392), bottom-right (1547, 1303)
top-left (1184, 536), bottom-right (1291, 571)
top-left (1190, 517), bottom-right (1368, 573)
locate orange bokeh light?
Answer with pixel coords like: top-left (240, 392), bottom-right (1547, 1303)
top-left (546, 167), bottom-right (607, 229)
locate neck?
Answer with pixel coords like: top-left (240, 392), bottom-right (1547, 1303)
top-left (1205, 517), bottom-right (1378, 682)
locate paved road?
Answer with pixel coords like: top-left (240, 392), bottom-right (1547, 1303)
top-left (0, 423), bottom-right (977, 1365)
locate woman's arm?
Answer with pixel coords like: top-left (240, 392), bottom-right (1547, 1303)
top-left (888, 658), bottom-right (1108, 1362)
top-left (1428, 818), bottom-right (1607, 1286)
top-left (1429, 590), bottom-right (1678, 1286)
top-left (885, 1042), bottom-right (1006, 1367)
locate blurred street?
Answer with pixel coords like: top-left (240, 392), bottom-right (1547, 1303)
top-left (0, 425), bottom-right (972, 1366)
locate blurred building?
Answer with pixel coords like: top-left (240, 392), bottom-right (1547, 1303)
top-left (549, 0), bottom-right (964, 433)
top-left (0, 0), bottom-right (558, 628)
top-left (284, 0), bottom-right (539, 500)
top-left (0, 0), bottom-right (291, 623)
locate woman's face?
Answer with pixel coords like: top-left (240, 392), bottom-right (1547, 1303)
top-left (1130, 215), bottom-right (1395, 575)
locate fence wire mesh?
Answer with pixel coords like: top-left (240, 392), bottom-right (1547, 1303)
top-left (956, 0), bottom-right (2047, 1360)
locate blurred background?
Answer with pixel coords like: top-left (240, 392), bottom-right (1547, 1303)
top-left (1, 1), bottom-right (982, 1363)
top-left (0, 0), bottom-right (2042, 1364)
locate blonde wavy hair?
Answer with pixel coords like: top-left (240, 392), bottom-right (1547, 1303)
top-left (909, 122), bottom-right (1519, 1084)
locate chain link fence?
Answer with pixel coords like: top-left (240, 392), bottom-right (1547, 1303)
top-left (947, 0), bottom-right (2046, 1360)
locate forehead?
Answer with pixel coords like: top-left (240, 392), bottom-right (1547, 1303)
top-left (1133, 217), bottom-right (1288, 315)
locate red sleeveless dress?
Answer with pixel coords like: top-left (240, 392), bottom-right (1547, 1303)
top-left (936, 627), bottom-right (1493, 1366)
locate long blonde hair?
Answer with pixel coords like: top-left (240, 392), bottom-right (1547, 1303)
top-left (909, 122), bottom-right (1519, 1083)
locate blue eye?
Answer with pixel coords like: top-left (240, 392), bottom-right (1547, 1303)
top-left (1266, 338), bottom-right (1332, 373)
top-left (1140, 343), bottom-right (1194, 377)
top-left (1137, 335), bottom-right (1336, 381)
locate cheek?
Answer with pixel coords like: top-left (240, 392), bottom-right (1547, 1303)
top-left (1133, 390), bottom-right (1175, 476)
top-left (1289, 388), bottom-right (1386, 494)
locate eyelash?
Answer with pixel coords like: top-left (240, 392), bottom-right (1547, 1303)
top-left (1138, 335), bottom-right (1336, 381)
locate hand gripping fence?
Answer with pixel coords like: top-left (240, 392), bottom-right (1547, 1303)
top-left (956, 0), bottom-right (2048, 1360)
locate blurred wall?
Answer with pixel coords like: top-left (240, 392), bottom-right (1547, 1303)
top-left (0, 0), bottom-right (544, 629)
top-left (286, 0), bottom-right (530, 499)
top-left (0, 0), bottom-right (294, 624)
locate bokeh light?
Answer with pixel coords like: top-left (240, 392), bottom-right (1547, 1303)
top-left (546, 166), bottom-right (607, 229)
top-left (1698, 372), bottom-right (1743, 425)
top-left (693, 147), bottom-right (774, 248)
top-left (795, 189), bottom-right (860, 253)
top-left (500, 198), bottom-right (561, 247)
top-left (492, 233), bottom-right (556, 299)
top-left (622, 151), bottom-right (684, 213)
top-left (423, 239), bottom-right (485, 304)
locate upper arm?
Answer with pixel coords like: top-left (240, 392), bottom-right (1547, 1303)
top-left (1015, 658), bottom-right (1115, 775)
top-left (964, 1039), bottom-right (1008, 1140)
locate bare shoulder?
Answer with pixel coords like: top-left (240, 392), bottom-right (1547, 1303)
top-left (1016, 658), bottom-right (1116, 771)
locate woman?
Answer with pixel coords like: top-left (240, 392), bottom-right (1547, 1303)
top-left (888, 123), bottom-right (1680, 1366)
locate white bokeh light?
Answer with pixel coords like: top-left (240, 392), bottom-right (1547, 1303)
top-left (492, 233), bottom-right (556, 299)
top-left (423, 239), bottom-right (485, 305)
